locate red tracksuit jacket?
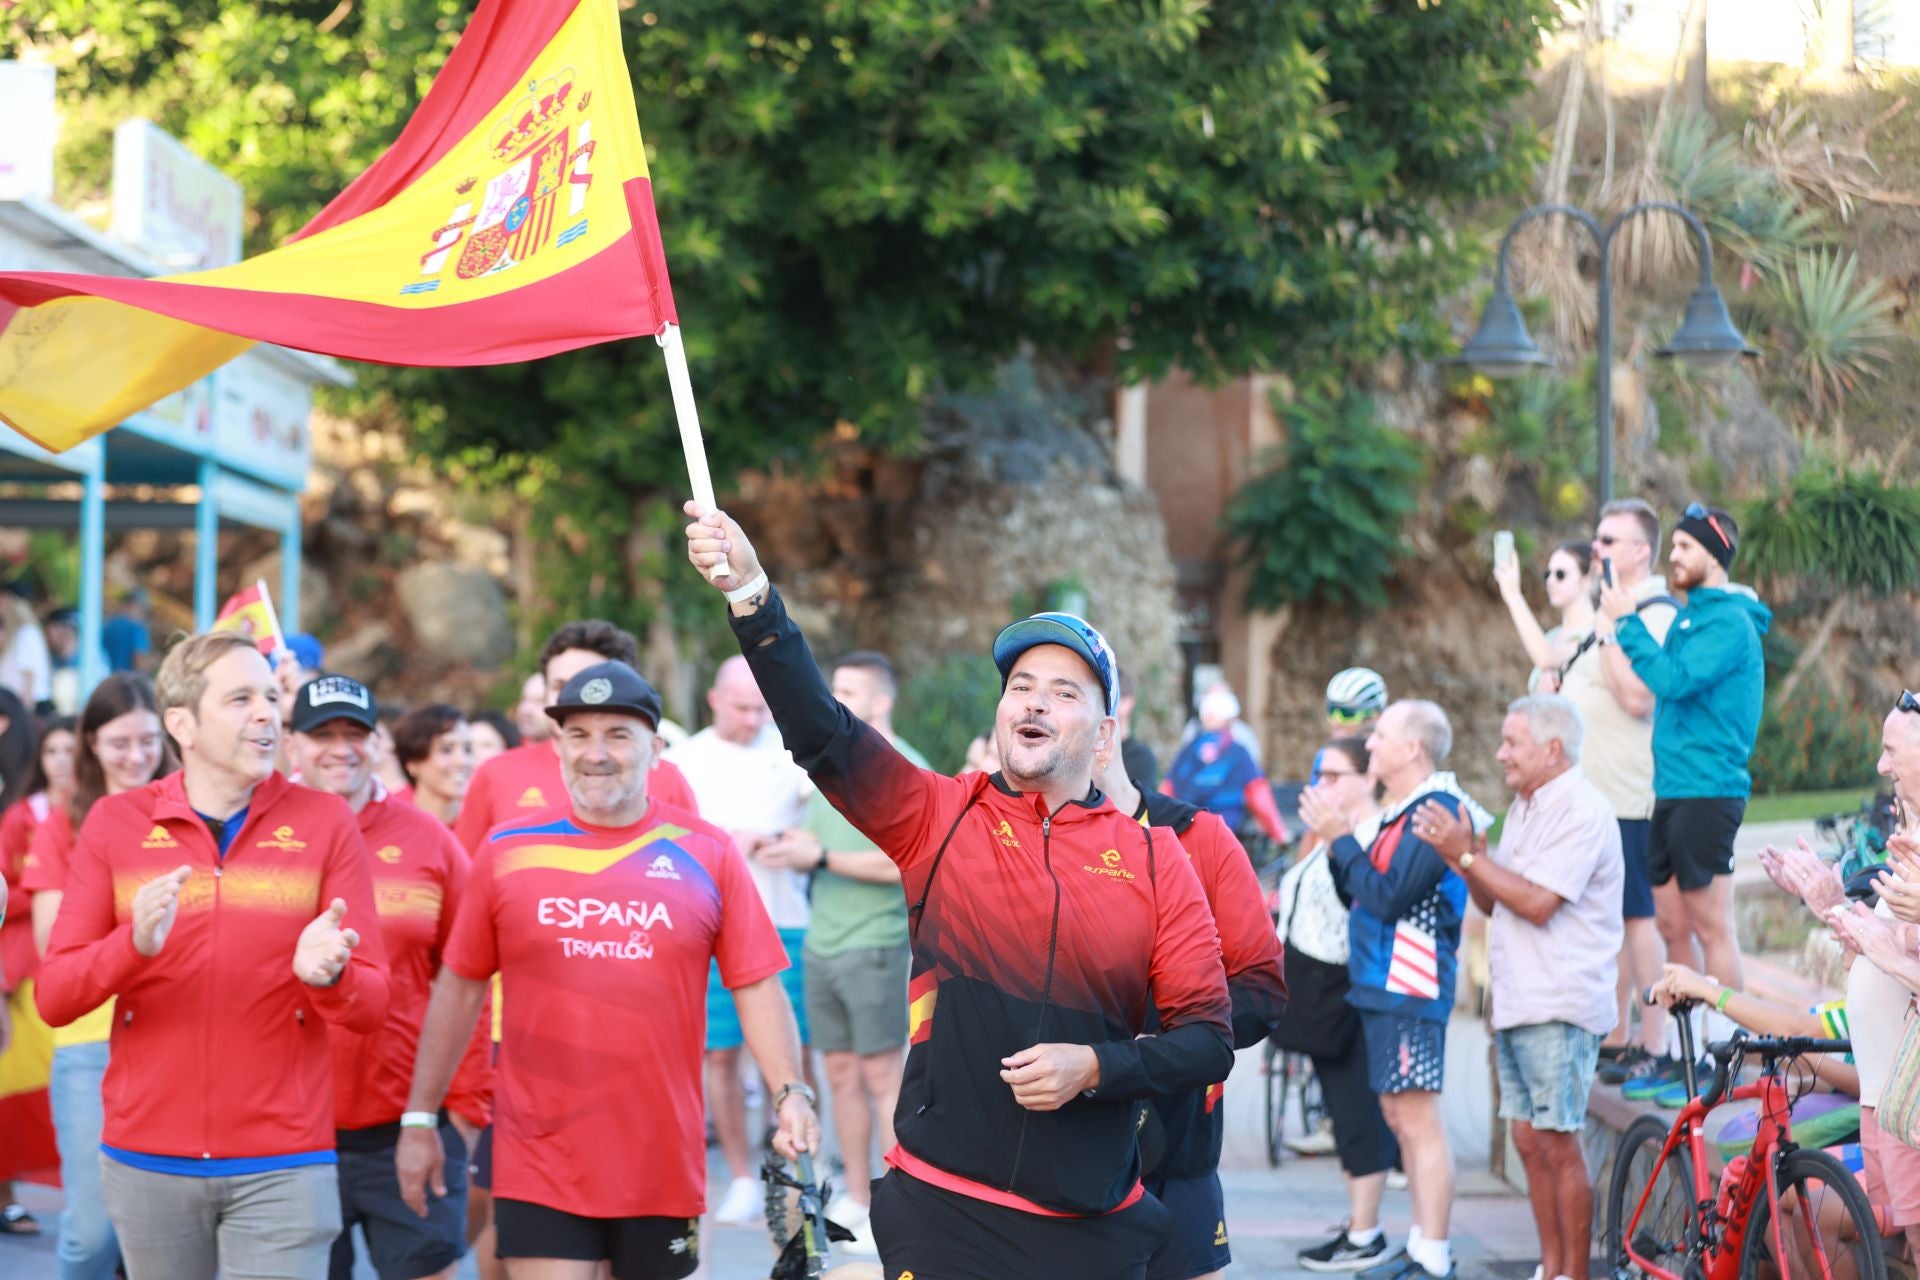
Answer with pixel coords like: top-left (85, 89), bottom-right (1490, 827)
top-left (37, 771), bottom-right (390, 1160)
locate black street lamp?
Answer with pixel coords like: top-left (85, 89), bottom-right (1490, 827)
top-left (1457, 201), bottom-right (1756, 507)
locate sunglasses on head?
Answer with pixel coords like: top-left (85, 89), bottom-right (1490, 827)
top-left (1684, 501), bottom-right (1732, 549)
top-left (1898, 690), bottom-right (1920, 716)
top-left (1326, 705), bottom-right (1373, 726)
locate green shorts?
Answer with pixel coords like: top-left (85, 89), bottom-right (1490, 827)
top-left (803, 943), bottom-right (909, 1055)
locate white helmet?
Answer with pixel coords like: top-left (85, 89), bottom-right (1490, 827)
top-left (1325, 667), bottom-right (1387, 716)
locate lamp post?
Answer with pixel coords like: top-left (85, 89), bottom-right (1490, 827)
top-left (1457, 201), bottom-right (1756, 507)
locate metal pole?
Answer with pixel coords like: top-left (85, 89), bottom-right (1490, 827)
top-left (1595, 242), bottom-right (1613, 507)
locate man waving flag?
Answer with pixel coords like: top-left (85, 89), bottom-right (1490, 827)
top-left (0, 0), bottom-right (678, 454)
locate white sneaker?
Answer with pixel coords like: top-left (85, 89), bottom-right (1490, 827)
top-left (1285, 1127), bottom-right (1339, 1156)
top-left (712, 1176), bottom-right (762, 1226)
top-left (1385, 1169), bottom-right (1409, 1190)
top-left (826, 1194), bottom-right (869, 1230)
top-left (841, 1214), bottom-right (881, 1257)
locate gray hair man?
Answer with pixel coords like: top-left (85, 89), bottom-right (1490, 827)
top-left (1417, 695), bottom-right (1622, 1280)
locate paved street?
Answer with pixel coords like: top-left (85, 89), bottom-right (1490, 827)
top-left (0, 1041), bottom-right (1544, 1280)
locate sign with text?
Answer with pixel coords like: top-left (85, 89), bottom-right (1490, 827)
top-left (0, 62), bottom-right (55, 202)
top-left (111, 119), bottom-right (244, 269)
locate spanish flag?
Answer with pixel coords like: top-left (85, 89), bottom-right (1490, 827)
top-left (0, 0), bottom-right (677, 453)
top-left (211, 580), bottom-right (284, 656)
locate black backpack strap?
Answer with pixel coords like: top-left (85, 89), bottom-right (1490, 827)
top-left (1637, 594), bottom-right (1680, 614)
top-left (907, 791), bottom-right (981, 946)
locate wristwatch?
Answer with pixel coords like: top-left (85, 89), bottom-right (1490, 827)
top-left (1459, 851), bottom-right (1476, 871)
top-left (773, 1081), bottom-right (816, 1111)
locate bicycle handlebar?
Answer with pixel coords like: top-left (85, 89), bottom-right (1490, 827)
top-left (1698, 1034), bottom-right (1853, 1108)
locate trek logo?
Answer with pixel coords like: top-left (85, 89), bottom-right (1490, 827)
top-left (141, 825), bottom-right (178, 849)
top-left (257, 825), bottom-right (307, 852)
top-left (993, 820), bottom-right (1020, 848)
top-left (645, 854), bottom-right (681, 881)
top-left (1082, 848), bottom-right (1135, 881)
top-left (375, 845), bottom-right (404, 865)
top-left (517, 786), bottom-right (547, 808)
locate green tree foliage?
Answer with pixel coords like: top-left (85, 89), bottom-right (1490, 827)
top-left (10, 0), bottom-right (1557, 496)
top-left (894, 653), bottom-right (1004, 775)
top-left (1225, 389), bottom-right (1424, 611)
top-left (1739, 461), bottom-right (1920, 597)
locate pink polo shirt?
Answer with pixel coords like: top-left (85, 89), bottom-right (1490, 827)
top-left (1487, 765), bottom-right (1624, 1036)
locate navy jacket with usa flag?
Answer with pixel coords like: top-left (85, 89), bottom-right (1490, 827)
top-left (1327, 790), bottom-right (1468, 1025)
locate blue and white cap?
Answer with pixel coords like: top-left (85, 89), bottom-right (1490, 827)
top-left (991, 611), bottom-right (1119, 717)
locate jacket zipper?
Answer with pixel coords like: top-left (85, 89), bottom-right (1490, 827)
top-left (203, 835), bottom-right (224, 1160)
top-left (1006, 810), bottom-right (1063, 1194)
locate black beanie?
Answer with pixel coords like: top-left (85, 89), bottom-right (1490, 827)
top-left (1676, 505), bottom-right (1737, 569)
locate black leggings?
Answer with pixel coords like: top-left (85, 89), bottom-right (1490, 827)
top-left (1311, 1032), bottom-right (1400, 1179)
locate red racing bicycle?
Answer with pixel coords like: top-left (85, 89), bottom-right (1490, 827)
top-left (1603, 1001), bottom-right (1883, 1280)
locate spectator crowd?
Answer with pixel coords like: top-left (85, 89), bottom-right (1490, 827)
top-left (5, 485), bottom-right (1903, 1280)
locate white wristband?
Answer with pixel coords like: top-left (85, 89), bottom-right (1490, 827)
top-left (723, 571), bottom-right (769, 605)
top-left (399, 1111), bottom-right (438, 1130)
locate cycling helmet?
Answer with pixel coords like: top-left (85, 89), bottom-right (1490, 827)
top-left (1325, 667), bottom-right (1388, 717)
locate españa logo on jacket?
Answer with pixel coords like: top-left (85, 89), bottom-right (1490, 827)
top-left (1328, 790), bottom-right (1468, 1024)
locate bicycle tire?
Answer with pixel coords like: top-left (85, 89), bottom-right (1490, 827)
top-left (1293, 1053), bottom-right (1329, 1136)
top-left (1738, 1146), bottom-right (1886, 1280)
top-left (1605, 1113), bottom-right (1697, 1279)
top-left (1264, 1041), bottom-right (1285, 1168)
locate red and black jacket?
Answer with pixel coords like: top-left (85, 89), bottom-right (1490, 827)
top-left (732, 588), bottom-right (1232, 1217)
top-left (1135, 789), bottom-right (1287, 1181)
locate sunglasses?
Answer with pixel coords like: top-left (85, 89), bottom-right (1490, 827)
top-left (1898, 690), bottom-right (1920, 716)
top-left (1593, 534), bottom-right (1643, 547)
top-left (1544, 567), bottom-right (1573, 583)
top-left (1684, 501), bottom-right (1732, 549)
top-left (1317, 767), bottom-right (1361, 779)
top-left (1326, 706), bottom-right (1373, 726)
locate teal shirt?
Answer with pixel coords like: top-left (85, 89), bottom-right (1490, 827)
top-left (1616, 586), bottom-right (1772, 800)
top-left (802, 737), bottom-right (929, 956)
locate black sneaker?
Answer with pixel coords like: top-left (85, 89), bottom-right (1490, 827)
top-left (1598, 1047), bottom-right (1652, 1085)
top-left (1299, 1232), bottom-right (1394, 1273)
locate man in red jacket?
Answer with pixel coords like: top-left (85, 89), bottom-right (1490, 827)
top-left (36, 631), bottom-right (390, 1280)
top-left (284, 674), bottom-right (487, 1280)
top-left (685, 504), bottom-right (1233, 1280)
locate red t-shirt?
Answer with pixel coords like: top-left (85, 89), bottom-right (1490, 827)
top-left (19, 804), bottom-right (75, 895)
top-left (442, 797), bottom-right (786, 1218)
top-left (332, 789), bottom-right (474, 1130)
top-left (0, 794), bottom-right (52, 990)
top-left (453, 741), bottom-right (699, 853)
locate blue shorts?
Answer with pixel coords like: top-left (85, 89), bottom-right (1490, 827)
top-left (1142, 1173), bottom-right (1229, 1280)
top-left (1359, 1011), bottom-right (1446, 1094)
top-left (706, 927), bottom-right (808, 1050)
top-left (1495, 1021), bottom-right (1602, 1133)
top-left (330, 1120), bottom-right (469, 1280)
top-left (1619, 818), bottom-right (1655, 920)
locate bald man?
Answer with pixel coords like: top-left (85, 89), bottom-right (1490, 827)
top-left (666, 656), bottom-right (813, 1226)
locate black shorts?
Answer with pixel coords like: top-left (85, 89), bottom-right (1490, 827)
top-left (493, 1199), bottom-right (698, 1280)
top-left (328, 1120), bottom-right (469, 1280)
top-left (1648, 797), bottom-right (1745, 892)
top-left (1142, 1173), bottom-right (1229, 1280)
top-left (869, 1168), bottom-right (1172, 1280)
top-left (470, 1124), bottom-right (492, 1192)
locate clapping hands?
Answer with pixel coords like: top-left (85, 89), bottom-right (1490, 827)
top-left (1757, 839), bottom-right (1845, 915)
top-left (1873, 833), bottom-right (1920, 924)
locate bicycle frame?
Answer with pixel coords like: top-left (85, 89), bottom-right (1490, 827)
top-left (1617, 1022), bottom-right (1847, 1280)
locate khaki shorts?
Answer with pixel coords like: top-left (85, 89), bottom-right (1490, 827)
top-left (803, 943), bottom-right (909, 1055)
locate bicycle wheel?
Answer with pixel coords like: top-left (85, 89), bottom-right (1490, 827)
top-left (1739, 1147), bottom-right (1886, 1280)
top-left (1292, 1053), bottom-right (1329, 1137)
top-left (1264, 1041), bottom-right (1285, 1168)
top-left (1605, 1113), bottom-right (1697, 1279)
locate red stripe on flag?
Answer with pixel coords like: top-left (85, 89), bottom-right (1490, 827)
top-left (292, 0), bottom-right (585, 242)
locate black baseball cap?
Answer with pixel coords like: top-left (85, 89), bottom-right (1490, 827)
top-left (546, 660), bottom-right (663, 730)
top-left (290, 674), bottom-right (377, 733)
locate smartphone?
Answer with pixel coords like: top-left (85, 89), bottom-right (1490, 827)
top-left (1602, 557), bottom-right (1615, 588)
top-left (1493, 530), bottom-right (1515, 573)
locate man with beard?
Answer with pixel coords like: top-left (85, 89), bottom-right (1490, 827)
top-left (1597, 502), bottom-right (1770, 1079)
top-left (396, 661), bottom-right (818, 1280)
top-left (683, 502), bottom-right (1233, 1280)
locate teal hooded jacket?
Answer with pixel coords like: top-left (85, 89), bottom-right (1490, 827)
top-left (1616, 586), bottom-right (1772, 800)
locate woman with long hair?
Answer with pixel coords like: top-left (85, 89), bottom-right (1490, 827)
top-left (391, 704), bottom-right (474, 829)
top-left (24, 675), bottom-right (174, 1280)
top-left (1280, 737), bottom-right (1405, 1272)
top-left (0, 699), bottom-right (59, 1232)
top-left (1494, 539), bottom-right (1596, 693)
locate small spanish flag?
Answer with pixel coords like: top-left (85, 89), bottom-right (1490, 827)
top-left (211, 580), bottom-right (284, 656)
top-left (0, 0), bottom-right (676, 453)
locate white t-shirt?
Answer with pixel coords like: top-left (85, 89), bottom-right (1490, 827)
top-left (666, 726), bottom-right (810, 928)
top-left (1850, 899), bottom-right (1914, 1109)
top-left (1560, 576), bottom-right (1674, 820)
top-left (0, 622), bottom-right (51, 707)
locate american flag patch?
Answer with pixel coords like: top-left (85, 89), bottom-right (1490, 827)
top-left (1385, 919), bottom-right (1440, 1001)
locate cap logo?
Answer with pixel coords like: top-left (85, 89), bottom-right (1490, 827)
top-left (580, 677), bottom-right (614, 705)
top-left (305, 676), bottom-right (369, 709)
